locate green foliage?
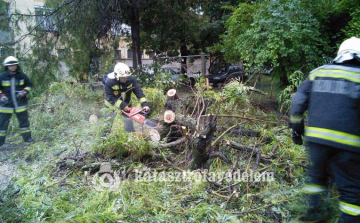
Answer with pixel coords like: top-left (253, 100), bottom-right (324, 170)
top-left (221, 2), bottom-right (257, 62)
top-left (277, 70), bottom-right (307, 113)
top-left (343, 8), bottom-right (360, 38)
top-left (95, 115), bottom-right (153, 160)
top-left (1, 79), bottom-right (342, 223)
top-left (136, 70), bottom-right (178, 92)
top-left (221, 80), bottom-right (251, 107)
top-left (0, 0), bottom-right (9, 31)
top-left (141, 0), bottom-right (204, 55)
top-left (222, 0), bottom-right (331, 83)
top-left (141, 87), bottom-right (166, 117)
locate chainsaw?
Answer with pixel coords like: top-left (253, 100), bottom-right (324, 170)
top-left (122, 107), bottom-right (157, 128)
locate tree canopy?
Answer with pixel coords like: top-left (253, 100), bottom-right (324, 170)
top-left (0, 0), bottom-right (359, 87)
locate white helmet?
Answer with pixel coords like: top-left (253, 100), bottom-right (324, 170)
top-left (114, 62), bottom-right (131, 79)
top-left (3, 56), bottom-right (19, 66)
top-left (334, 37), bottom-right (360, 63)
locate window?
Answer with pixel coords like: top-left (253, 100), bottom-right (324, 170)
top-left (1, 2), bottom-right (11, 28)
top-left (127, 49), bottom-right (133, 58)
top-left (35, 6), bottom-right (57, 32)
top-left (115, 50), bottom-right (121, 59)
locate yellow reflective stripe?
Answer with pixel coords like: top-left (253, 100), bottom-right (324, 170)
top-left (0, 109), bottom-right (13, 113)
top-left (2, 83), bottom-right (10, 86)
top-left (104, 99), bottom-right (113, 108)
top-left (20, 130), bottom-right (31, 134)
top-left (139, 97), bottom-right (147, 103)
top-left (127, 84), bottom-right (133, 89)
top-left (310, 69), bottom-right (360, 83)
top-left (340, 201), bottom-right (360, 216)
top-left (301, 184), bottom-right (326, 194)
top-left (15, 107), bottom-right (27, 113)
top-left (290, 115), bottom-right (303, 124)
top-left (0, 131), bottom-right (6, 137)
top-left (0, 90), bottom-right (2, 94)
top-left (0, 107), bottom-right (14, 113)
top-left (112, 85), bottom-right (119, 90)
top-left (24, 87), bottom-right (31, 91)
top-left (306, 127), bottom-right (360, 147)
top-left (115, 99), bottom-right (122, 108)
top-left (19, 80), bottom-right (24, 85)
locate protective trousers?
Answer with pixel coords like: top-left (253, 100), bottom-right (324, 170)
top-left (302, 142), bottom-right (360, 222)
top-left (0, 110), bottom-right (31, 146)
top-left (103, 109), bottom-right (135, 134)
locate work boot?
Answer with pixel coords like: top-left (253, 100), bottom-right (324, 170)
top-left (299, 210), bottom-right (329, 222)
top-left (299, 194), bottom-right (330, 222)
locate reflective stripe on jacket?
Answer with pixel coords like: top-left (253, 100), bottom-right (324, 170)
top-left (0, 70), bottom-right (32, 113)
top-left (290, 63), bottom-right (360, 152)
top-left (104, 75), bottom-right (148, 109)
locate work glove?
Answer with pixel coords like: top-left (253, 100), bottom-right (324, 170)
top-left (16, 90), bottom-right (27, 99)
top-left (142, 106), bottom-right (151, 116)
top-left (290, 121), bottom-right (304, 145)
top-left (123, 106), bottom-right (131, 112)
top-left (292, 130), bottom-right (303, 145)
top-left (0, 94), bottom-right (9, 103)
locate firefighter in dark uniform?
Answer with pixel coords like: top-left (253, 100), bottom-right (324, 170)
top-left (104, 62), bottom-right (150, 132)
top-left (290, 37), bottom-right (360, 222)
top-left (0, 56), bottom-right (34, 147)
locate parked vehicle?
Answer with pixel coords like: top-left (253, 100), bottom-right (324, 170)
top-left (206, 64), bottom-right (246, 86)
top-left (161, 67), bottom-right (181, 80)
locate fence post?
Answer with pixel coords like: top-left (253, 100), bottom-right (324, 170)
top-left (201, 53), bottom-right (209, 90)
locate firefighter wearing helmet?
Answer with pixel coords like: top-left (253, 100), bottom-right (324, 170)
top-left (290, 37), bottom-right (360, 222)
top-left (0, 56), bottom-right (34, 147)
top-left (103, 62), bottom-right (150, 132)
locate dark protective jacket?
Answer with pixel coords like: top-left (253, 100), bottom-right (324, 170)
top-left (290, 62), bottom-right (360, 153)
top-left (0, 70), bottom-right (32, 113)
top-left (104, 73), bottom-right (148, 109)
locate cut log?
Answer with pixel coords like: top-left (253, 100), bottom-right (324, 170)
top-left (136, 126), bottom-right (162, 142)
top-left (167, 89), bottom-right (179, 100)
top-left (158, 137), bottom-right (188, 148)
top-left (164, 110), bottom-right (176, 123)
top-left (164, 89), bottom-right (180, 110)
top-left (89, 114), bottom-right (98, 123)
top-left (150, 129), bottom-right (161, 142)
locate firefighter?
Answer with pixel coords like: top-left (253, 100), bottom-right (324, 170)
top-left (0, 56), bottom-right (34, 147)
top-left (290, 37), bottom-right (360, 222)
top-left (104, 62), bottom-right (150, 132)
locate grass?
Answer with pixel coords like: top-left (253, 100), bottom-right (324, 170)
top-left (0, 80), bottom-right (340, 223)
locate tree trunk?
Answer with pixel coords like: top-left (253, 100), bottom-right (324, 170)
top-left (180, 39), bottom-right (188, 74)
top-left (131, 0), bottom-right (142, 69)
top-left (190, 115), bottom-right (217, 169)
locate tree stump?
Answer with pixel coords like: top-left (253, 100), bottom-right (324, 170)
top-left (190, 114), bottom-right (217, 169)
top-left (164, 89), bottom-right (180, 124)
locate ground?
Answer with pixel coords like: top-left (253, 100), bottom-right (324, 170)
top-left (0, 77), bottom-right (340, 223)
top-left (0, 144), bottom-right (21, 191)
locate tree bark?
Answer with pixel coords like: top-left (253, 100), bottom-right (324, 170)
top-left (180, 39), bottom-right (188, 74)
top-left (190, 115), bottom-right (217, 169)
top-left (130, 0), bottom-right (142, 69)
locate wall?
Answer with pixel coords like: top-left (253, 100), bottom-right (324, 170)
top-left (5, 0), bottom-right (45, 55)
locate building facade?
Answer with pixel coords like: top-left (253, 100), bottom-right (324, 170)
top-left (1, 0), bottom-right (46, 57)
